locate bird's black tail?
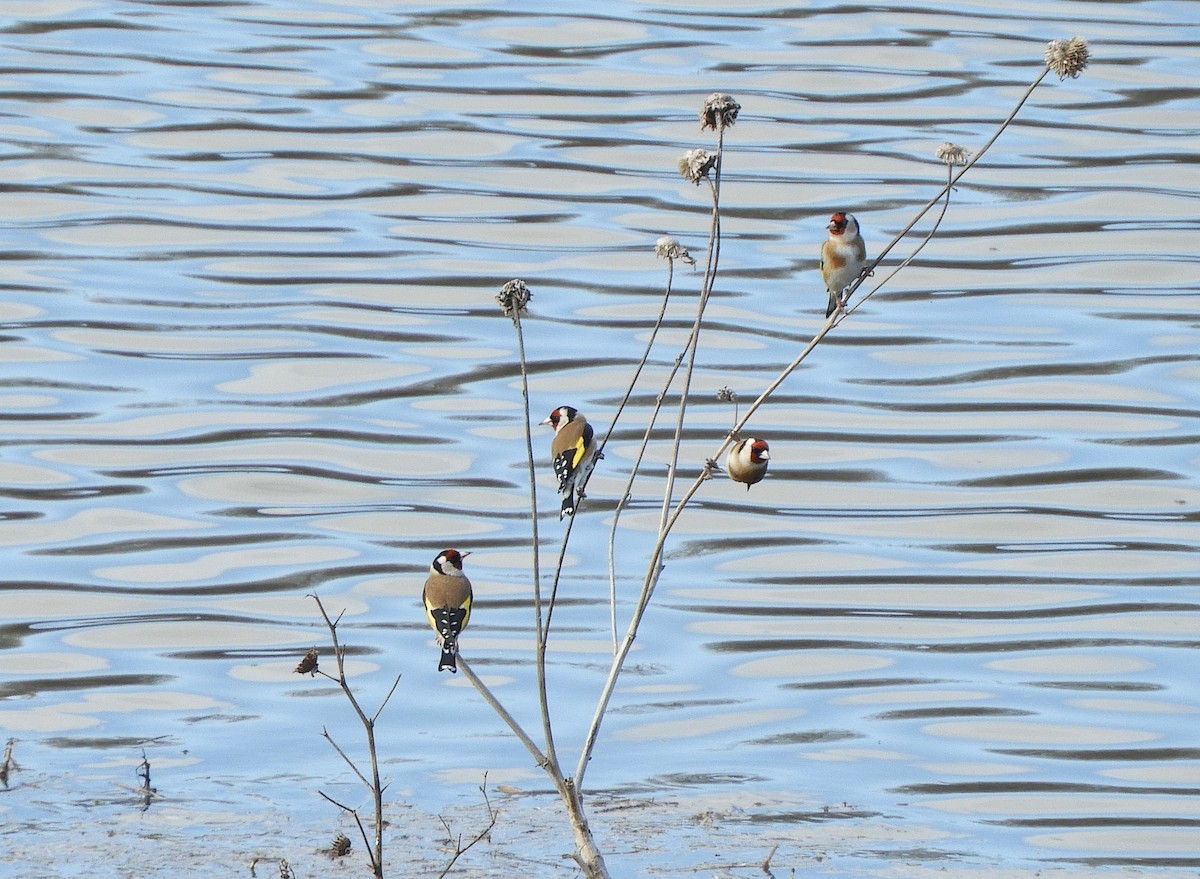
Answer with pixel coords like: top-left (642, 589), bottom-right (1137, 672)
top-left (438, 638), bottom-right (458, 673)
top-left (430, 607), bottom-right (466, 673)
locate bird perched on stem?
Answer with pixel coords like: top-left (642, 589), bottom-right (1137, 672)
top-left (422, 549), bottom-right (472, 673)
top-left (726, 437), bottom-right (770, 489)
top-left (820, 211), bottom-right (867, 318)
top-left (541, 405), bottom-right (598, 519)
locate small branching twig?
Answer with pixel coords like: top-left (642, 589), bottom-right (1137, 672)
top-left (319, 790), bottom-right (374, 865)
top-left (435, 774), bottom-right (499, 879)
top-left (1, 738), bottom-right (18, 790)
top-left (135, 750), bottom-right (157, 811)
top-left (762, 842), bottom-right (779, 877)
top-left (304, 594), bottom-right (399, 879)
top-left (113, 748), bottom-right (163, 809)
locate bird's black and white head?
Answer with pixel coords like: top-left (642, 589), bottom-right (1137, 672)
top-left (827, 212), bottom-right (859, 239)
top-left (431, 549), bottom-right (470, 577)
top-left (541, 405), bottom-right (580, 433)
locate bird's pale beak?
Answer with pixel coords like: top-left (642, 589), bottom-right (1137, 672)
top-left (460, 551), bottom-right (472, 558)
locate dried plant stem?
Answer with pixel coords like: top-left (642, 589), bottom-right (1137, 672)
top-left (457, 658), bottom-right (549, 771)
top-left (496, 286), bottom-right (612, 879)
top-left (602, 254), bottom-right (678, 649)
top-left (848, 161), bottom-right (955, 315)
top-left (435, 776), bottom-right (499, 879)
top-left (575, 463), bottom-right (710, 788)
top-left (659, 138), bottom-right (724, 534)
top-left (310, 594), bottom-right (396, 879)
top-left (836, 65), bottom-right (1052, 317)
top-left (458, 657), bottom-right (610, 877)
top-left (575, 125), bottom-right (729, 787)
top-left (0, 738), bottom-right (17, 790)
top-left (509, 305), bottom-right (563, 776)
top-left (576, 62), bottom-right (1058, 788)
top-left (318, 791), bottom-right (374, 866)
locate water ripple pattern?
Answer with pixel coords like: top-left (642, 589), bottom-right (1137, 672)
top-left (0, 1), bottom-right (1197, 876)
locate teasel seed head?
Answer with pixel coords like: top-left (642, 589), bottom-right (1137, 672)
top-left (678, 148), bottom-right (717, 185)
top-left (936, 142), bottom-right (971, 166)
top-left (700, 92), bottom-right (740, 130)
top-left (497, 278), bottom-right (532, 318)
top-left (1045, 36), bottom-right (1089, 80)
top-left (655, 235), bottom-right (695, 266)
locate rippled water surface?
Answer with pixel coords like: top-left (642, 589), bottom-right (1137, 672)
top-left (1, 0), bottom-right (1198, 876)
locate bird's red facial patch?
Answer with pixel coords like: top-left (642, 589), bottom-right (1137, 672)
top-left (750, 439), bottom-right (770, 463)
top-left (828, 212), bottom-right (848, 235)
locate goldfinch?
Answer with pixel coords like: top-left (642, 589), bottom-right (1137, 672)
top-left (726, 437), bottom-right (769, 489)
top-left (820, 211), bottom-right (867, 318)
top-left (541, 405), bottom-right (597, 519)
top-left (422, 549), bottom-right (472, 673)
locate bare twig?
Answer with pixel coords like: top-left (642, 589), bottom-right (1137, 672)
top-left (1, 738), bottom-right (18, 790)
top-left (457, 657), bottom-right (551, 773)
top-left (599, 239), bottom-right (691, 647)
top-left (435, 774), bottom-right (499, 879)
top-left (308, 593), bottom-right (398, 878)
top-left (762, 842), bottom-right (779, 877)
top-left (319, 791), bottom-right (374, 864)
top-left (498, 280), bottom-right (561, 777)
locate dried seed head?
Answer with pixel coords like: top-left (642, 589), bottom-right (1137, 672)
top-left (330, 833), bottom-right (352, 857)
top-left (678, 148), bottom-right (717, 184)
top-left (655, 235), bottom-right (696, 266)
top-left (716, 386), bottom-right (736, 403)
top-left (294, 648), bottom-right (319, 676)
top-left (279, 859), bottom-right (294, 879)
top-left (935, 142), bottom-right (971, 166)
top-left (497, 278), bottom-right (531, 318)
top-left (700, 92), bottom-right (740, 131)
top-left (1045, 36), bottom-right (1089, 80)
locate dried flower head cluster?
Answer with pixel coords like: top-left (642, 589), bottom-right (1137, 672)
top-left (497, 278), bottom-right (532, 318)
top-left (1045, 36), bottom-right (1089, 80)
top-left (330, 833), bottom-right (352, 857)
top-left (678, 148), bottom-right (717, 185)
top-left (294, 647), bottom-right (319, 676)
top-left (716, 386), bottom-right (736, 403)
top-left (700, 92), bottom-right (740, 131)
top-left (936, 142), bottom-right (971, 166)
top-left (655, 235), bottom-right (696, 266)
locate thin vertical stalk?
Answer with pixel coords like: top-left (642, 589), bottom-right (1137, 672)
top-left (508, 301), bottom-right (562, 776)
top-left (658, 139), bottom-right (723, 534)
top-left (603, 249), bottom-right (683, 649)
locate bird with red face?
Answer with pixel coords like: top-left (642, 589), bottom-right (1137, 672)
top-left (726, 437), bottom-right (770, 489)
top-left (820, 211), bottom-right (867, 318)
top-left (422, 549), bottom-right (473, 673)
top-left (541, 405), bottom-right (598, 519)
